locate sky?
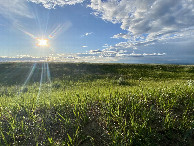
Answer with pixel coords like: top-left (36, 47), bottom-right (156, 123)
top-left (0, 0), bottom-right (194, 64)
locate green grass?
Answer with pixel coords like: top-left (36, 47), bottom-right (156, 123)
top-left (0, 63), bottom-right (193, 145)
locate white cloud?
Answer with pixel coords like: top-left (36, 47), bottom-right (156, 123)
top-left (28, 0), bottom-right (85, 9)
top-left (89, 49), bottom-right (102, 54)
top-left (85, 47), bottom-right (165, 59)
top-left (82, 46), bottom-right (88, 48)
top-left (81, 32), bottom-right (93, 37)
top-left (89, 0), bottom-right (194, 48)
top-left (0, 0), bottom-right (33, 18)
top-left (112, 33), bottom-right (130, 39)
top-left (102, 44), bottom-right (109, 48)
top-left (0, 0), bottom-right (86, 19)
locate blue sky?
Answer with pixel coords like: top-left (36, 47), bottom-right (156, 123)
top-left (0, 0), bottom-right (194, 64)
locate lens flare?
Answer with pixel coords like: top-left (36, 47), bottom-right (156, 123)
top-left (37, 38), bottom-right (49, 47)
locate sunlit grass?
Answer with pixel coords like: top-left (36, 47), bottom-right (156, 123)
top-left (0, 63), bottom-right (193, 145)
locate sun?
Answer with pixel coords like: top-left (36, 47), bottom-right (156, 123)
top-left (37, 38), bottom-right (49, 47)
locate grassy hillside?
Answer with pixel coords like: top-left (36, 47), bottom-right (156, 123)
top-left (0, 63), bottom-right (193, 145)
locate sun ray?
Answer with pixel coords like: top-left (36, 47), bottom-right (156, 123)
top-left (37, 63), bottom-right (44, 103)
top-left (15, 23), bottom-right (36, 39)
top-left (23, 63), bottom-right (37, 86)
top-left (18, 63), bottom-right (37, 96)
top-left (46, 63), bottom-right (52, 84)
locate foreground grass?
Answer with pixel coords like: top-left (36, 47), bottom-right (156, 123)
top-left (0, 63), bottom-right (193, 145)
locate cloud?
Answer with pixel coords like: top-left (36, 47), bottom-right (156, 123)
top-left (81, 32), bottom-right (93, 37)
top-left (111, 33), bottom-right (131, 39)
top-left (0, 0), bottom-right (33, 18)
top-left (82, 46), bottom-right (88, 48)
top-left (102, 44), bottom-right (109, 48)
top-left (89, 0), bottom-right (194, 48)
top-left (85, 47), bottom-right (165, 58)
top-left (28, 0), bottom-right (85, 9)
top-left (89, 49), bottom-right (102, 53)
top-left (0, 0), bottom-right (86, 19)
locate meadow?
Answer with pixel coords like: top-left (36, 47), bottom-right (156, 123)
top-left (0, 63), bottom-right (193, 145)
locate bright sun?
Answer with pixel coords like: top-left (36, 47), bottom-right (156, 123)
top-left (37, 38), bottom-right (49, 47)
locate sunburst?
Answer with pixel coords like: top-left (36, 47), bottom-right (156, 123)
top-left (37, 38), bottom-right (49, 47)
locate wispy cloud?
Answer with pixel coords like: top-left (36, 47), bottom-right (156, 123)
top-left (82, 46), bottom-right (88, 48)
top-left (0, 0), bottom-right (33, 18)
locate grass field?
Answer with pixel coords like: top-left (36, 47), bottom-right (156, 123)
top-left (0, 63), bottom-right (193, 145)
